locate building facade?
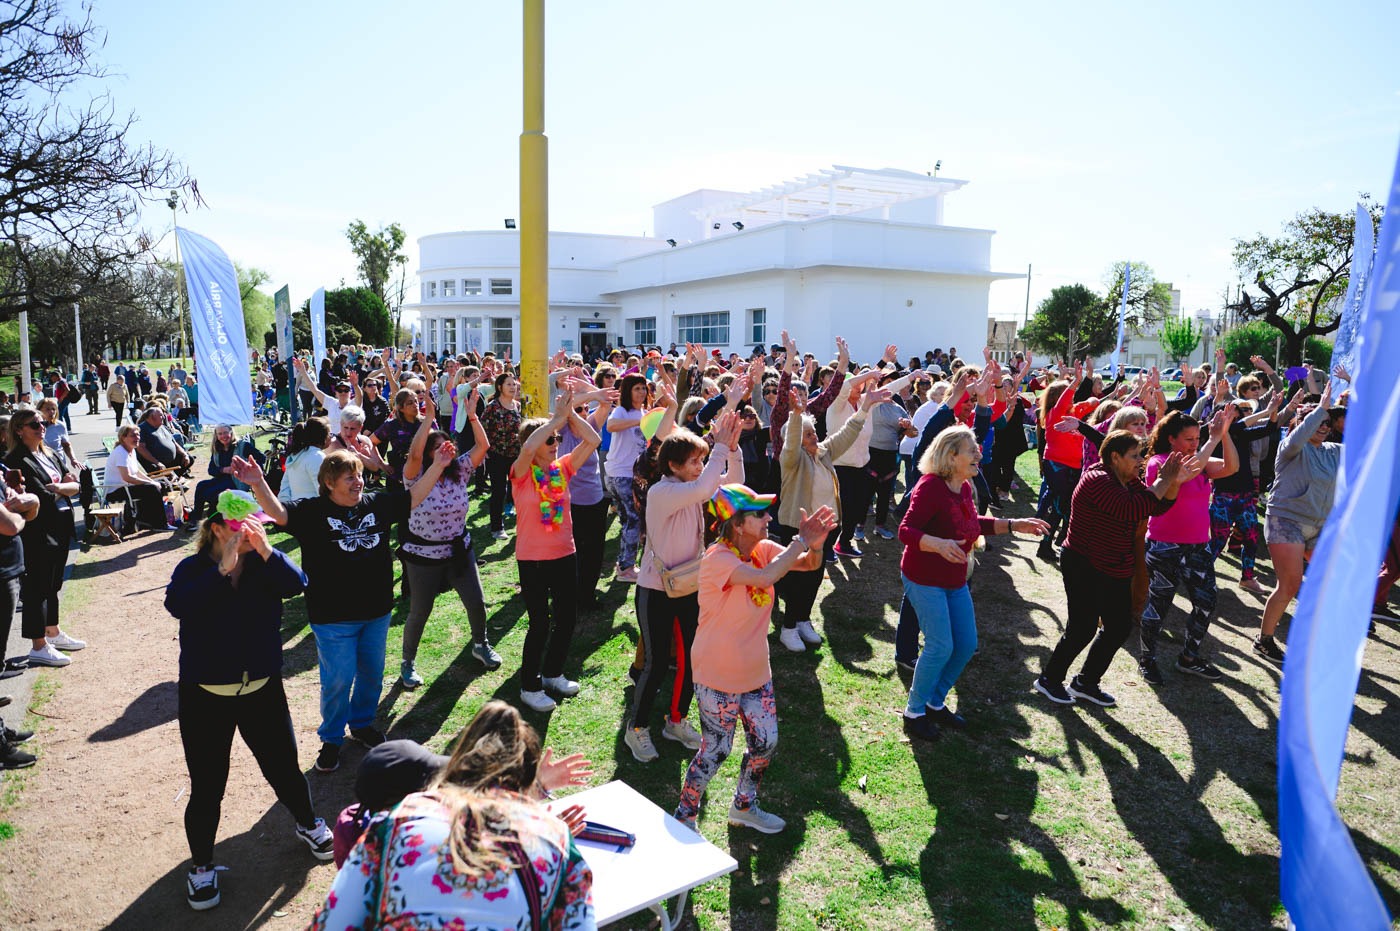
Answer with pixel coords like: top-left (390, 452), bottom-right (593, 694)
top-left (406, 166), bottom-right (1021, 364)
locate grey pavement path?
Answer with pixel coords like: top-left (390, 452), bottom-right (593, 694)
top-left (1, 389), bottom-right (134, 729)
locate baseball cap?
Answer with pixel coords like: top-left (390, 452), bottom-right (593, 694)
top-left (707, 483), bottom-right (776, 522)
top-left (355, 740), bottom-right (449, 812)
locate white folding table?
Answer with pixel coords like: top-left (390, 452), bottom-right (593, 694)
top-left (556, 780), bottom-right (737, 930)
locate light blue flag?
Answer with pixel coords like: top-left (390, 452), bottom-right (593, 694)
top-left (1332, 204), bottom-right (1375, 380)
top-left (310, 287), bottom-right (327, 367)
top-left (1278, 141), bottom-right (1400, 931)
top-left (175, 228), bottom-right (254, 426)
top-left (1112, 262), bottom-right (1131, 378)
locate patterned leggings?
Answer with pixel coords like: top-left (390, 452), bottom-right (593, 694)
top-left (1207, 491), bottom-right (1260, 578)
top-left (675, 681), bottom-right (777, 821)
top-left (1141, 540), bottom-right (1217, 661)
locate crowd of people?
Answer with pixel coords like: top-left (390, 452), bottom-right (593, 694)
top-left (2, 333), bottom-right (1389, 928)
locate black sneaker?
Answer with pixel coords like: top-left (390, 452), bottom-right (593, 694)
top-left (1036, 539), bottom-right (1058, 565)
top-left (926, 705), bottom-right (966, 729)
top-left (1067, 677), bottom-right (1117, 707)
top-left (1372, 604), bottom-right (1400, 623)
top-left (1175, 653), bottom-right (1224, 681)
top-left (1139, 657), bottom-right (1164, 686)
top-left (1252, 635), bottom-right (1285, 665)
top-left (902, 713), bottom-right (940, 742)
top-left (0, 743), bottom-right (36, 769)
top-left (895, 657), bottom-right (917, 674)
top-left (3, 724), bottom-right (33, 743)
top-left (349, 726), bottom-right (386, 747)
top-left (1033, 676), bottom-right (1075, 705)
top-left (314, 742), bottom-right (340, 773)
top-left (627, 664), bottom-right (642, 684)
top-left (186, 864), bottom-right (222, 911)
top-left (295, 818), bottom-right (336, 862)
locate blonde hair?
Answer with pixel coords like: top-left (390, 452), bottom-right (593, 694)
top-left (317, 449), bottom-right (361, 496)
top-left (919, 424), bottom-right (977, 478)
top-left (209, 424), bottom-right (237, 457)
top-left (1109, 407), bottom-right (1148, 432)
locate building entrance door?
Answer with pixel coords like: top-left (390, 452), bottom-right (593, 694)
top-left (579, 321), bottom-right (608, 358)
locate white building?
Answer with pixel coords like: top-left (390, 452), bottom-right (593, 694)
top-left (406, 166), bottom-right (1022, 364)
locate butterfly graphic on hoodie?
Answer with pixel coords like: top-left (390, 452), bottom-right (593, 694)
top-left (326, 513), bottom-right (381, 553)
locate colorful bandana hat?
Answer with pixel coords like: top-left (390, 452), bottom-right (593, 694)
top-left (214, 489), bottom-right (267, 531)
top-left (707, 483), bottom-right (776, 523)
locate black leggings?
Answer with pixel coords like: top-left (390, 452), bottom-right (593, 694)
top-left (571, 499), bottom-right (609, 601)
top-left (1042, 547), bottom-right (1133, 687)
top-left (486, 453), bottom-right (512, 532)
top-left (866, 448), bottom-right (900, 528)
top-left (630, 586), bottom-right (699, 728)
top-left (517, 554), bottom-right (578, 691)
top-left (20, 532), bottom-right (69, 639)
top-left (178, 678), bottom-right (316, 867)
top-left (775, 523), bottom-right (822, 629)
top-left (836, 464), bottom-right (871, 543)
top-left (122, 483), bottom-right (169, 529)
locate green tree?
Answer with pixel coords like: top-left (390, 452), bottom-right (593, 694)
top-left (1158, 316), bottom-right (1201, 367)
top-left (1104, 261), bottom-right (1175, 334)
top-left (1231, 200), bottom-right (1383, 366)
top-left (346, 220), bottom-right (407, 334)
top-left (1019, 284), bottom-right (1116, 361)
top-left (236, 263), bottom-right (275, 350)
top-left (1219, 320), bottom-right (1334, 370)
top-left (326, 287), bottom-right (391, 347)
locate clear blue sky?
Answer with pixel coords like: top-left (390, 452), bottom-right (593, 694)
top-left (93, 0), bottom-right (1400, 328)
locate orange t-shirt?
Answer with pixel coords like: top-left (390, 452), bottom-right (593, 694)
top-left (691, 539), bottom-right (783, 694)
top-left (510, 456), bottom-right (578, 562)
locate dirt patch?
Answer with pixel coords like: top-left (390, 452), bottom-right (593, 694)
top-left (0, 531), bottom-right (355, 930)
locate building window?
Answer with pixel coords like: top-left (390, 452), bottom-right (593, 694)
top-left (630, 317), bottom-right (656, 347)
top-left (442, 318), bottom-right (457, 354)
top-left (461, 316), bottom-right (483, 352)
top-left (676, 311), bottom-right (729, 346)
top-left (747, 308), bottom-right (766, 345)
top-left (491, 317), bottom-right (514, 357)
top-left (463, 278), bottom-right (482, 296)
top-left (427, 319), bottom-right (438, 353)
top-left (426, 280), bottom-right (437, 299)
top-left (490, 278), bottom-right (513, 296)
top-left (442, 279), bottom-right (456, 298)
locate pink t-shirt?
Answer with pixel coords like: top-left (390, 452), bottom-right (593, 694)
top-left (691, 539), bottom-right (782, 695)
top-left (1145, 454), bottom-right (1211, 544)
top-left (510, 456), bottom-right (578, 562)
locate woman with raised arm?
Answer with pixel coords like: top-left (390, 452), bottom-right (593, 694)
top-left (481, 370), bottom-right (523, 540)
top-left (165, 509), bottom-right (335, 912)
top-left (229, 439), bottom-right (441, 775)
top-left (775, 385), bottom-right (885, 651)
top-left (898, 426), bottom-right (1048, 740)
top-left (559, 378), bottom-right (619, 606)
top-left (623, 410), bottom-right (744, 763)
top-left (509, 391), bottom-right (602, 713)
top-left (1137, 407), bottom-right (1239, 685)
top-left (1255, 380), bottom-right (1344, 663)
top-left (1034, 433), bottom-right (1198, 707)
top-left (371, 387), bottom-right (424, 488)
top-left (674, 485), bottom-right (837, 834)
top-left (603, 373), bottom-right (649, 582)
top-left (395, 390), bottom-right (495, 688)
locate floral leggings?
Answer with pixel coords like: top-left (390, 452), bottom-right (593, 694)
top-left (675, 681), bottom-right (777, 822)
top-left (1207, 490), bottom-right (1260, 579)
top-left (605, 475), bottom-right (641, 570)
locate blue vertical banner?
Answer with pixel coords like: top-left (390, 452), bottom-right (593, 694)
top-left (310, 287), bottom-right (327, 368)
top-left (175, 228), bottom-right (254, 426)
top-left (1332, 204), bottom-right (1375, 379)
top-left (273, 285), bottom-right (298, 422)
top-left (1112, 262), bottom-right (1132, 378)
top-left (1278, 141), bottom-right (1400, 931)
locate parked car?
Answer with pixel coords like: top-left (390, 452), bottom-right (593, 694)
top-left (1161, 367), bottom-right (1184, 381)
top-left (1096, 364), bottom-right (1146, 379)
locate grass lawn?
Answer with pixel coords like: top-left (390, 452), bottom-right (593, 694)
top-left (260, 450), bottom-right (1400, 930)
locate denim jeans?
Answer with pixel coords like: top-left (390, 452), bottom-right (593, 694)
top-left (311, 613), bottom-right (391, 744)
top-left (902, 577), bottom-right (976, 714)
top-left (605, 475), bottom-right (640, 569)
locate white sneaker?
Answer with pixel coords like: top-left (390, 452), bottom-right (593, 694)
top-left (661, 718), bottom-right (702, 750)
top-left (615, 566), bottom-right (639, 584)
top-left (27, 643), bottom-right (71, 667)
top-left (491, 529), bottom-right (509, 541)
top-left (728, 801), bottom-right (786, 834)
top-left (48, 631), bottom-right (86, 651)
top-left (795, 621), bottom-right (823, 646)
top-left (624, 726), bottom-right (660, 763)
top-left (542, 675), bottom-right (580, 697)
top-left (295, 818), bottom-right (335, 862)
top-left (778, 627), bottom-right (805, 653)
top-left (519, 689), bottom-right (557, 713)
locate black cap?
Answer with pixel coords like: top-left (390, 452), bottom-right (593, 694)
top-left (355, 740), bottom-right (448, 812)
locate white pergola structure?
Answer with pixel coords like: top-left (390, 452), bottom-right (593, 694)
top-left (691, 165), bottom-right (966, 234)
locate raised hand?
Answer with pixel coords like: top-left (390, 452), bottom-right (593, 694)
top-left (1157, 451), bottom-right (1185, 485)
top-left (432, 440), bottom-right (456, 469)
top-left (1053, 416), bottom-right (1082, 433)
top-left (883, 344), bottom-right (899, 365)
top-left (229, 455), bottom-right (265, 485)
top-left (725, 372), bottom-right (751, 406)
top-left (835, 335), bottom-right (850, 369)
top-left (860, 387), bottom-right (893, 411)
top-left (1176, 454), bottom-right (1206, 483)
top-left (243, 518), bottom-right (272, 559)
top-left (537, 748), bottom-right (594, 792)
top-left (1333, 363), bottom-right (1352, 383)
top-left (709, 410), bottom-right (741, 448)
top-left (788, 386), bottom-right (807, 413)
top-left (797, 506), bottom-right (839, 549)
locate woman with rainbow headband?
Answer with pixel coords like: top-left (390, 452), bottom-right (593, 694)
top-left (674, 483), bottom-right (837, 834)
top-left (510, 389), bottom-right (602, 713)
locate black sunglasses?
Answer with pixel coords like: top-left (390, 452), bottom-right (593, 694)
top-left (545, 434), bottom-right (561, 446)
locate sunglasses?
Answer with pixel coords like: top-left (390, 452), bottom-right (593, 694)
top-left (762, 388), bottom-right (777, 396)
top-left (21, 421), bottom-right (42, 431)
top-left (545, 434), bottom-right (561, 446)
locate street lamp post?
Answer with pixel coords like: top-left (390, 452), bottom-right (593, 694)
top-left (167, 192), bottom-right (189, 367)
top-left (14, 235), bottom-right (30, 398)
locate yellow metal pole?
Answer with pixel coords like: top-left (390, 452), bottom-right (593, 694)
top-left (519, 0), bottom-right (548, 417)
